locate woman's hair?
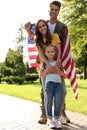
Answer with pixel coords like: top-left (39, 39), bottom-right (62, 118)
top-left (43, 44), bottom-right (58, 61)
top-left (35, 19), bottom-right (52, 48)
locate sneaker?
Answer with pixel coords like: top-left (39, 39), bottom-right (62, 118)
top-left (54, 119), bottom-right (62, 129)
top-left (59, 116), bottom-right (67, 125)
top-left (47, 119), bottom-right (56, 128)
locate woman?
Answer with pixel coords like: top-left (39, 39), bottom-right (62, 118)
top-left (25, 19), bottom-right (61, 70)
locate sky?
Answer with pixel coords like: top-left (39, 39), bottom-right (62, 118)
top-left (0, 0), bottom-right (62, 62)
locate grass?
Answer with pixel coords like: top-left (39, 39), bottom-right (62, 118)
top-left (0, 82), bottom-right (41, 102)
top-left (65, 79), bottom-right (87, 115)
top-left (0, 79), bottom-right (87, 115)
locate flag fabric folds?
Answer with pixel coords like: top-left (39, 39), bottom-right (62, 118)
top-left (61, 27), bottom-right (78, 99)
top-left (27, 24), bottom-right (39, 68)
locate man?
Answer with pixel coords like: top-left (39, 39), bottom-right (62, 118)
top-left (25, 0), bottom-right (70, 124)
top-left (38, 0), bottom-right (70, 124)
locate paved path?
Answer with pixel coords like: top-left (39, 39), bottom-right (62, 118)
top-left (0, 94), bottom-right (87, 130)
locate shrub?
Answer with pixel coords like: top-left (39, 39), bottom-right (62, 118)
top-left (2, 76), bottom-right (13, 84)
top-left (11, 76), bottom-right (24, 84)
top-left (25, 74), bottom-right (39, 83)
top-left (2, 76), bottom-right (24, 85)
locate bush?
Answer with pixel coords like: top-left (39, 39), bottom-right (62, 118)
top-left (1, 74), bottom-right (39, 84)
top-left (2, 76), bottom-right (24, 85)
top-left (79, 75), bottom-right (84, 80)
top-left (11, 76), bottom-right (24, 84)
top-left (2, 76), bottom-right (13, 84)
top-left (25, 74), bottom-right (39, 83)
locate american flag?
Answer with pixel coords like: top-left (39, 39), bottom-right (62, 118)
top-left (27, 24), bottom-right (78, 99)
top-left (61, 27), bottom-right (78, 99)
top-left (27, 24), bottom-right (39, 68)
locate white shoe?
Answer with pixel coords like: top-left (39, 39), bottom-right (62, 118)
top-left (47, 119), bottom-right (56, 128)
top-left (54, 119), bottom-right (62, 129)
top-left (59, 116), bottom-right (67, 125)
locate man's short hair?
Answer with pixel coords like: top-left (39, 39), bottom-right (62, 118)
top-left (50, 1), bottom-right (61, 10)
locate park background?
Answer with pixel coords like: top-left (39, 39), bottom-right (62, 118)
top-left (0, 0), bottom-right (87, 116)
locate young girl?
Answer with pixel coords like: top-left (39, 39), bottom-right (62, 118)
top-left (40, 44), bottom-right (63, 129)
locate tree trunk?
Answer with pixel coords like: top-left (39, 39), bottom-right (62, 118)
top-left (84, 60), bottom-right (87, 79)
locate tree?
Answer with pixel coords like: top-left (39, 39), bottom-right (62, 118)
top-left (61, 0), bottom-right (87, 79)
top-left (25, 62), bottom-right (38, 74)
top-left (4, 49), bottom-right (25, 76)
top-left (14, 24), bottom-right (26, 55)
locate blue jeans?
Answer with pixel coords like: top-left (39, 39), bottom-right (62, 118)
top-left (44, 81), bottom-right (63, 119)
top-left (41, 76), bottom-right (67, 115)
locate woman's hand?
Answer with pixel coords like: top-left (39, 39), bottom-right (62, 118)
top-left (46, 64), bottom-right (54, 73)
top-left (53, 66), bottom-right (64, 76)
top-left (56, 58), bottom-right (62, 67)
top-left (25, 22), bottom-right (31, 31)
top-left (24, 22), bottom-right (34, 40)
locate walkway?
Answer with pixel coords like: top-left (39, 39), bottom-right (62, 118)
top-left (0, 94), bottom-right (87, 130)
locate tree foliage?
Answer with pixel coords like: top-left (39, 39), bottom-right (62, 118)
top-left (61, 0), bottom-right (87, 78)
top-left (14, 24), bottom-right (26, 55)
top-left (4, 49), bottom-right (25, 76)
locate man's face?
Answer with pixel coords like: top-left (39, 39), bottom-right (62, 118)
top-left (49, 4), bottom-right (60, 19)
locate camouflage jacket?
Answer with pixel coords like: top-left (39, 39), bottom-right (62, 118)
top-left (54, 20), bottom-right (67, 47)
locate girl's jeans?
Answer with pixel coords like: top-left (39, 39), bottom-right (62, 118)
top-left (44, 81), bottom-right (63, 119)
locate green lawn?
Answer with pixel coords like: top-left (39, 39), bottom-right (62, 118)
top-left (65, 79), bottom-right (87, 115)
top-left (0, 79), bottom-right (87, 115)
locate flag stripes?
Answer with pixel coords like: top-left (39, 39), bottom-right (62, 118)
top-left (27, 37), bottom-right (39, 68)
top-left (62, 27), bottom-right (78, 99)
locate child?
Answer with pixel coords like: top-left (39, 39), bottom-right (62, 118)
top-left (40, 44), bottom-right (64, 129)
